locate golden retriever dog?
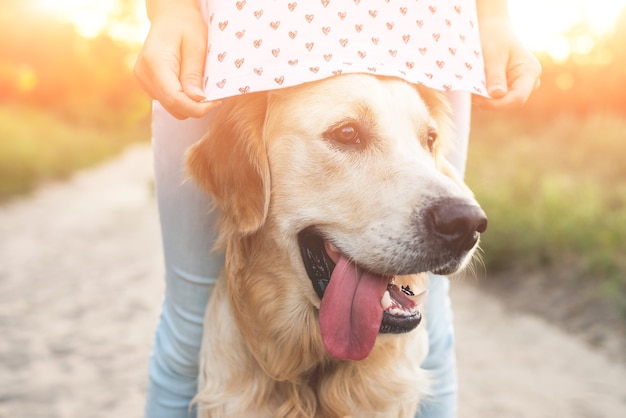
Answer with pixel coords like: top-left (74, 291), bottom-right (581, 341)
top-left (186, 74), bottom-right (487, 417)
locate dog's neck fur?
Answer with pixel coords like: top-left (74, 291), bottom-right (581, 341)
top-left (195, 225), bottom-right (430, 418)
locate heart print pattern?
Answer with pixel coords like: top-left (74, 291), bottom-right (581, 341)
top-left (201, 0), bottom-right (487, 101)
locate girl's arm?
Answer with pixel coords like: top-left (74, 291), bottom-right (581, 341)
top-left (134, 0), bottom-right (220, 119)
top-left (475, 0), bottom-right (542, 109)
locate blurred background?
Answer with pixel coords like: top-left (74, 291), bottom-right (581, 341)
top-left (0, 0), bottom-right (626, 417)
top-left (468, 0), bottom-right (626, 355)
top-left (1, 0), bottom-right (150, 200)
top-left (3, 0), bottom-right (624, 336)
top-left (0, 0), bottom-right (625, 414)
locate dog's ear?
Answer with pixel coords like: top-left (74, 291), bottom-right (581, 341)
top-left (186, 93), bottom-right (270, 234)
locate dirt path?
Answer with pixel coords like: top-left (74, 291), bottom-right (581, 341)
top-left (1, 144), bottom-right (625, 418)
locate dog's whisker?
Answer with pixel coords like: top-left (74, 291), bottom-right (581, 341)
top-left (460, 247), bottom-right (485, 282)
top-left (473, 247), bottom-right (487, 279)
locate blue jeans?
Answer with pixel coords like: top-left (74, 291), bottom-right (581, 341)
top-left (145, 91), bottom-right (471, 418)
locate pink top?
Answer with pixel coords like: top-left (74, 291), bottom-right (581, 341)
top-left (201, 0), bottom-right (488, 101)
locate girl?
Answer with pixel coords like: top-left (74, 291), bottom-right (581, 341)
top-left (134, 1), bottom-right (541, 416)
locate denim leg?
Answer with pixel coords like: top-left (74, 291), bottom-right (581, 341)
top-left (145, 103), bottom-right (223, 418)
top-left (416, 275), bottom-right (458, 418)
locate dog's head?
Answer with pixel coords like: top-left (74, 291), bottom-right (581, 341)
top-left (187, 74), bottom-right (486, 366)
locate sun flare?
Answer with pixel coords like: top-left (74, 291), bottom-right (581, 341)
top-left (509, 0), bottom-right (626, 60)
top-left (35, 0), bottom-right (110, 38)
top-left (31, 0), bottom-right (626, 57)
top-left (33, 0), bottom-right (148, 42)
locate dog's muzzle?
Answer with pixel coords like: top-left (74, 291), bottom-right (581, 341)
top-left (298, 228), bottom-right (426, 361)
top-left (423, 198), bottom-right (488, 275)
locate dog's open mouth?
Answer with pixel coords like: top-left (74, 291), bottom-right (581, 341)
top-left (298, 229), bottom-right (427, 361)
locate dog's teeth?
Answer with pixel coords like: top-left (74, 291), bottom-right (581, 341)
top-left (381, 290), bottom-right (392, 310)
top-left (388, 306), bottom-right (418, 317)
top-left (382, 288), bottom-right (424, 317)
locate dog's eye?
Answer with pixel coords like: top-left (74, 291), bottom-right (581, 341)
top-left (330, 123), bottom-right (361, 145)
top-left (427, 130), bottom-right (438, 153)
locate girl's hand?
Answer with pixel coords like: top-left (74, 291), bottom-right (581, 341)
top-left (134, 1), bottom-right (220, 119)
top-left (475, 16), bottom-right (542, 110)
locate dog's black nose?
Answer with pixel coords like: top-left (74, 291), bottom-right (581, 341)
top-left (427, 199), bottom-right (488, 252)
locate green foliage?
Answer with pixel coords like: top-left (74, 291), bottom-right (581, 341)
top-left (0, 2), bottom-right (151, 201)
top-left (0, 105), bottom-right (148, 201)
top-left (466, 111), bottom-right (626, 302)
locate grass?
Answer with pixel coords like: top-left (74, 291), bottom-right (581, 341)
top-left (0, 104), bottom-right (149, 202)
top-left (466, 111), bottom-right (626, 311)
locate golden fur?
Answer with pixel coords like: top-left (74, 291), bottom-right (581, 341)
top-left (186, 74), bottom-right (481, 417)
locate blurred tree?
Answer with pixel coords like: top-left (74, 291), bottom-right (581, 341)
top-left (0, 0), bottom-right (149, 129)
top-left (524, 8), bottom-right (626, 117)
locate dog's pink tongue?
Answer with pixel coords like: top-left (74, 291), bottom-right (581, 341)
top-left (319, 256), bottom-right (388, 361)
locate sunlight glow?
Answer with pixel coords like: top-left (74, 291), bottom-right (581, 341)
top-left (35, 0), bottom-right (149, 43)
top-left (36, 0), bottom-right (110, 38)
top-left (509, 0), bottom-right (626, 59)
top-left (32, 0), bottom-right (626, 56)
top-left (16, 66), bottom-right (38, 93)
